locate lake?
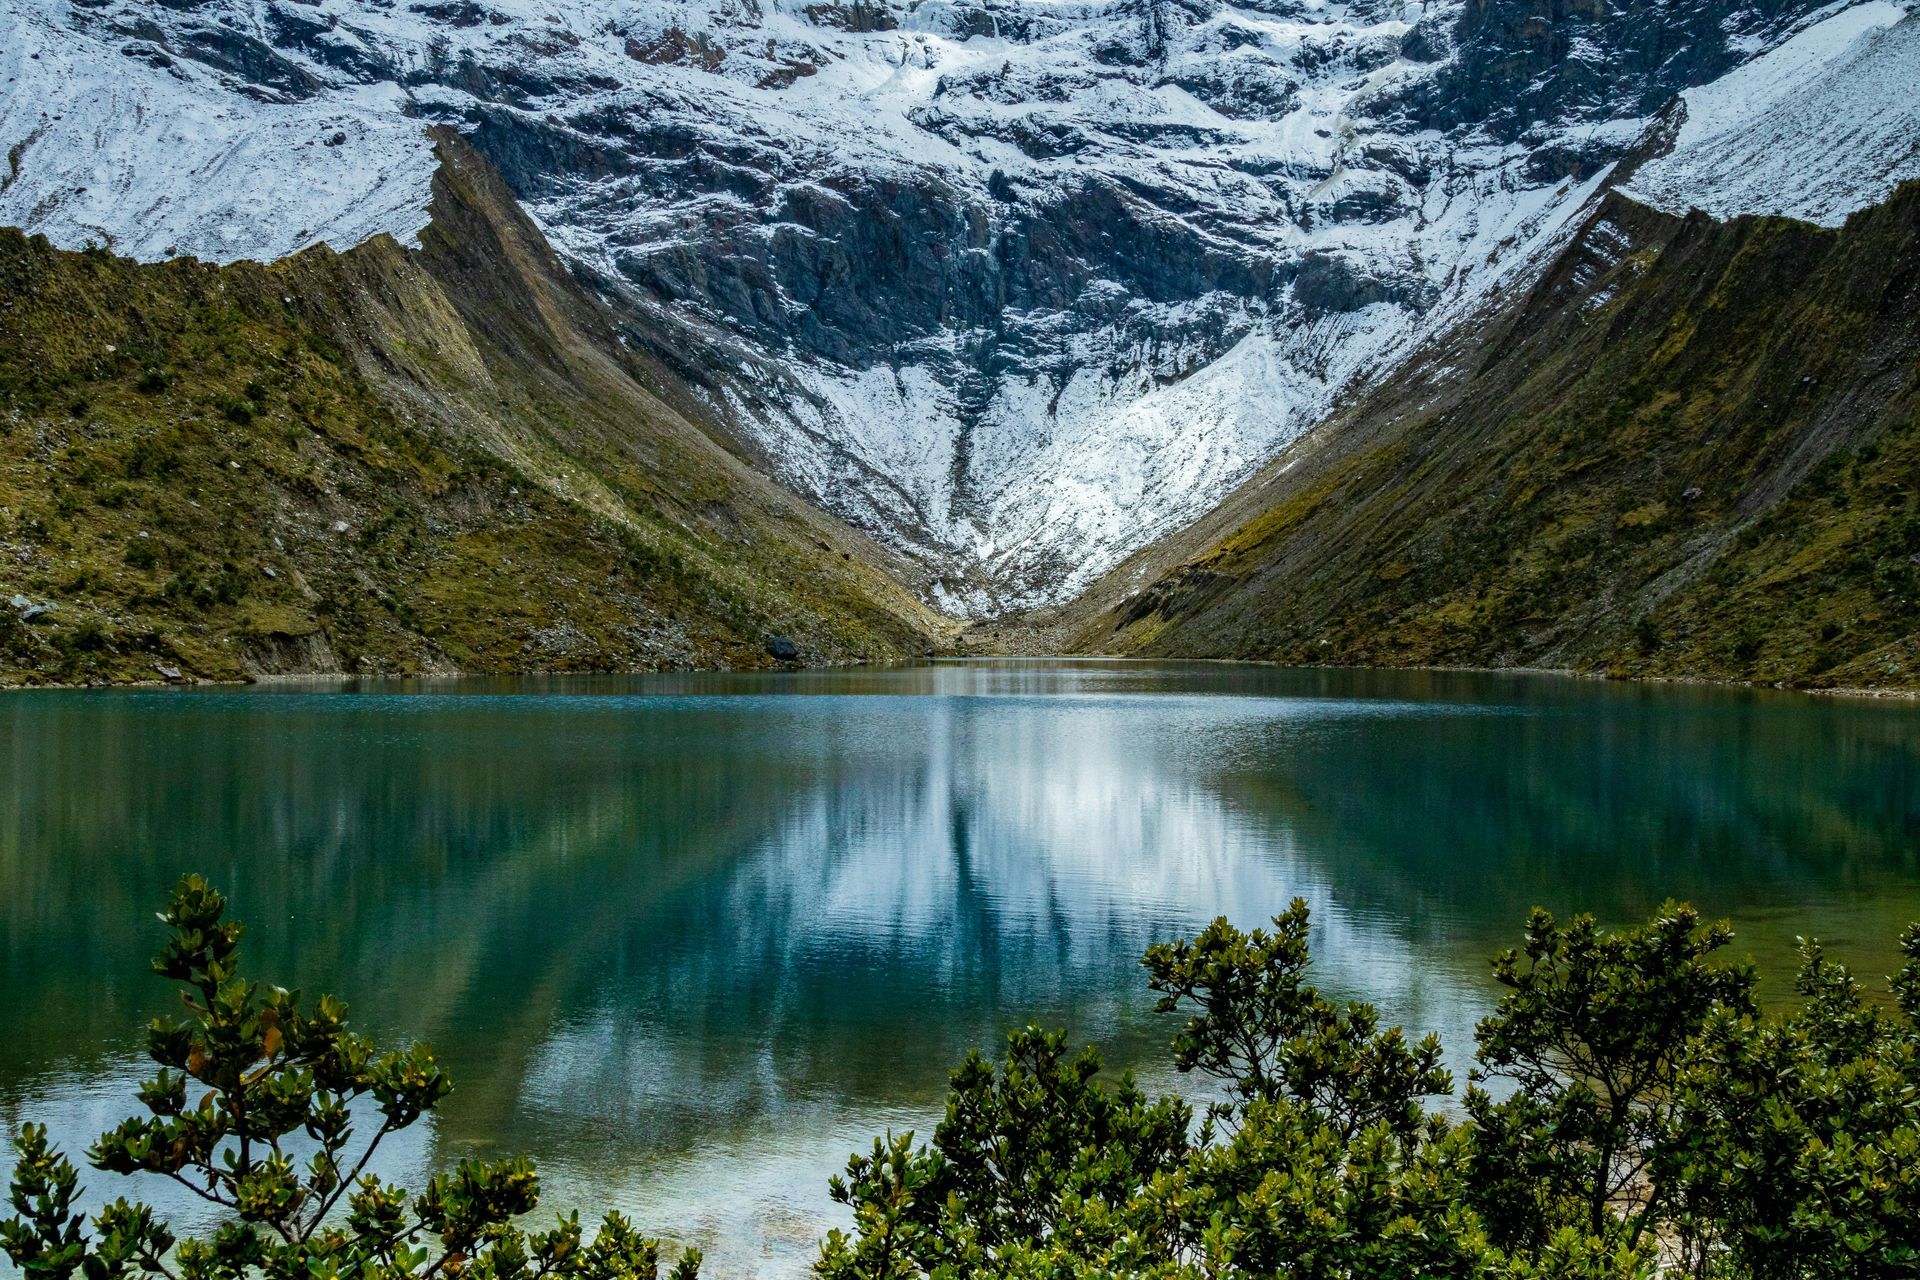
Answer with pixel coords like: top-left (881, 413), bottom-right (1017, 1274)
top-left (3, 661), bottom-right (1918, 1275)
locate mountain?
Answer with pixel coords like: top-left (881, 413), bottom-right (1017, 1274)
top-left (2, 0), bottom-right (1918, 686)
top-left (0, 130), bottom-right (943, 685)
top-left (1066, 179), bottom-right (1920, 689)
top-left (6, 0), bottom-right (1916, 622)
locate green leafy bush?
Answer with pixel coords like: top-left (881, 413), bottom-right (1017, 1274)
top-left (1, 876), bottom-right (699, 1280)
top-left (1142, 899), bottom-right (1450, 1142)
top-left (1466, 904), bottom-right (1757, 1252)
top-left (11, 884), bottom-right (1918, 1280)
top-left (1662, 933), bottom-right (1920, 1277)
top-left (822, 900), bottom-right (1920, 1279)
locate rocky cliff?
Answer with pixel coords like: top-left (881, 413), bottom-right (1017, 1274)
top-left (8, 0), bottom-right (1915, 618)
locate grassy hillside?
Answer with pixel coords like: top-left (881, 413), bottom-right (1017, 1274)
top-left (1073, 183), bottom-right (1920, 691)
top-left (0, 131), bottom-right (943, 685)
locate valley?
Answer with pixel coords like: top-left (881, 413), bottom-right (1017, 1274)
top-left (5, 2), bottom-right (1920, 1266)
top-left (2, 0), bottom-right (1918, 687)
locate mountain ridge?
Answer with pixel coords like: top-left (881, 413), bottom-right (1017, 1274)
top-left (8, 0), bottom-right (1914, 616)
top-left (0, 129), bottom-right (945, 685)
top-left (2, 0), bottom-right (1919, 686)
top-left (1060, 178), bottom-right (1920, 690)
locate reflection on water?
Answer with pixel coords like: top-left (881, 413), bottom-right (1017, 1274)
top-left (3, 662), bottom-right (1918, 1274)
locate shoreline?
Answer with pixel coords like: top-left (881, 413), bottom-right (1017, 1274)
top-left (3, 654), bottom-right (1915, 702)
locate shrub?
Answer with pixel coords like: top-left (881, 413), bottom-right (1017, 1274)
top-left (1662, 932), bottom-right (1920, 1277)
top-left (824, 901), bottom-right (1920, 1280)
top-left (0, 876), bottom-right (700, 1280)
top-left (217, 394), bottom-right (258, 426)
top-left (123, 436), bottom-right (180, 480)
top-left (67, 617), bottom-right (109, 652)
top-left (1464, 903), bottom-right (1756, 1253)
top-left (1141, 898), bottom-right (1450, 1141)
top-left (0, 608), bottom-right (25, 657)
top-left (12, 885), bottom-right (1917, 1280)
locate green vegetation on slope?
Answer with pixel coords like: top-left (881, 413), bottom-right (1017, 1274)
top-left (0, 132), bottom-right (939, 686)
top-left (1078, 183), bottom-right (1920, 690)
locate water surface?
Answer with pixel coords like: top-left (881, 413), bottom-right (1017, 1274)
top-left (3, 661), bottom-right (1918, 1274)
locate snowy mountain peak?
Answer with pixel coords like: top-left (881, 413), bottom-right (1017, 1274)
top-left (3, 0), bottom-right (1916, 614)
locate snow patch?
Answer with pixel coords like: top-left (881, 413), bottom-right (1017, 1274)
top-left (0, 0), bottom-right (436, 262)
top-left (1623, 2), bottom-right (1920, 226)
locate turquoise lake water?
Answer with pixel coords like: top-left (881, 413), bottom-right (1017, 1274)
top-left (3, 661), bottom-right (1917, 1274)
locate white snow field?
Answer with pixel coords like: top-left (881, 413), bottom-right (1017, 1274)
top-left (1624, 1), bottom-right (1920, 226)
top-left (0, 0), bottom-right (438, 261)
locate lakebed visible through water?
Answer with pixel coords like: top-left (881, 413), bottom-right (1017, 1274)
top-left (3, 660), bottom-right (1918, 1275)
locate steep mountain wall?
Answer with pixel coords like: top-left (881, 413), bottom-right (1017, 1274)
top-left (1069, 181), bottom-right (1920, 690)
top-left (0, 132), bottom-right (943, 685)
top-left (9, 0), bottom-right (1910, 614)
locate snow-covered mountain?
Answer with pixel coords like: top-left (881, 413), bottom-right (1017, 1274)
top-left (3, 0), bottom-right (1916, 614)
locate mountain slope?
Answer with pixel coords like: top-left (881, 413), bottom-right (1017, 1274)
top-left (9, 0), bottom-right (1912, 615)
top-left (0, 130), bottom-right (943, 685)
top-left (1621, 1), bottom-right (1920, 226)
top-left (1068, 181), bottom-right (1920, 690)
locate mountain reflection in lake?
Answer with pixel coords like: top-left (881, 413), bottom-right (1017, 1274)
top-left (4, 662), bottom-right (1918, 1275)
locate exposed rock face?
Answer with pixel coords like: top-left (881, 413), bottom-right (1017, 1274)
top-left (3, 0), bottom-right (1915, 615)
top-left (1390, 0), bottom-right (1823, 147)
